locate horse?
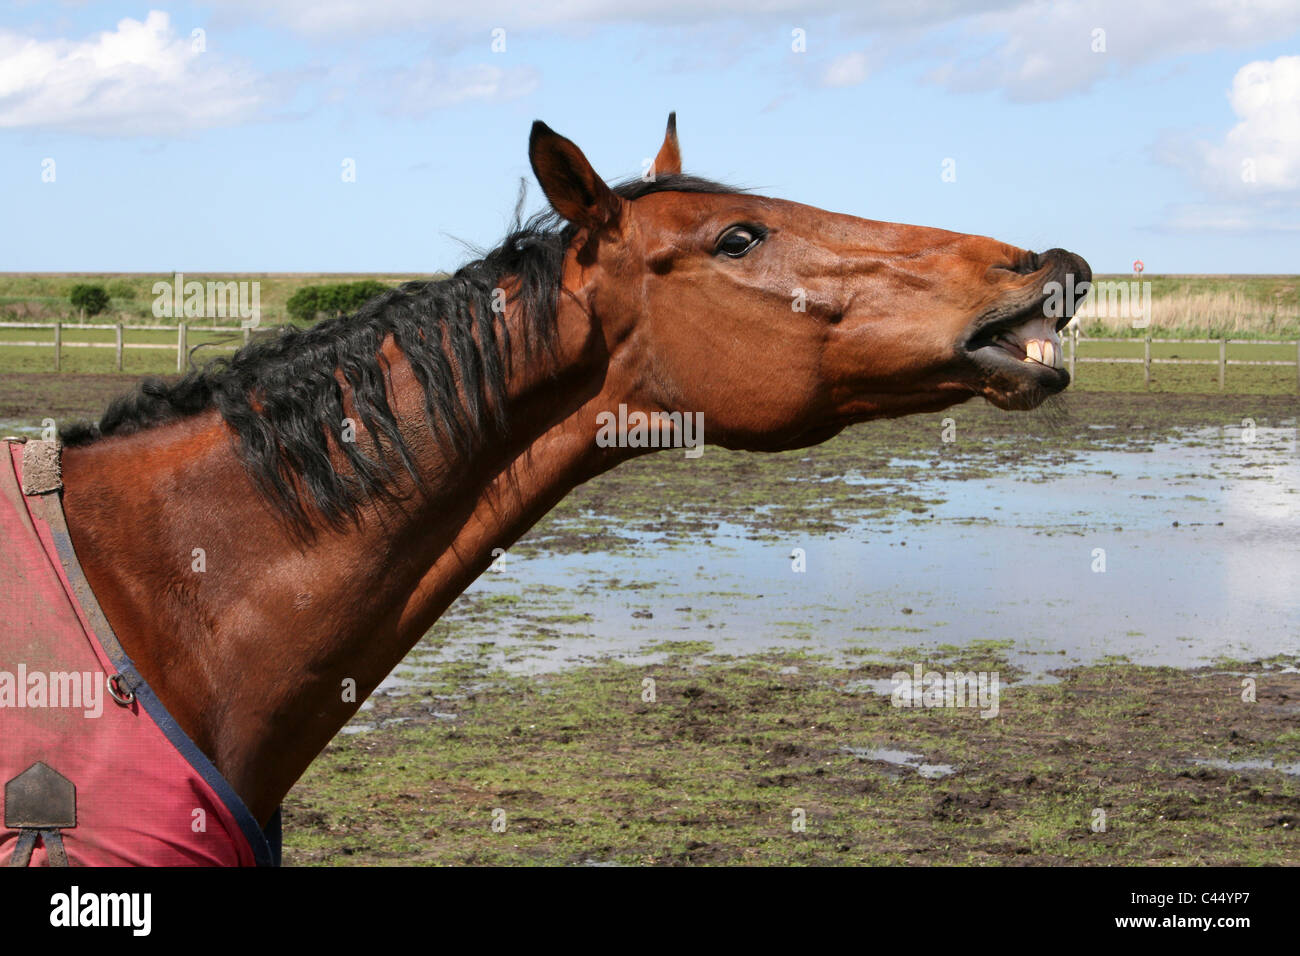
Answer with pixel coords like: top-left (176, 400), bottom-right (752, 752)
top-left (1, 114), bottom-right (1089, 864)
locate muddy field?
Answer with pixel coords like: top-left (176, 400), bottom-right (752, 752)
top-left (4, 372), bottom-right (1297, 865)
top-left (287, 651), bottom-right (1298, 866)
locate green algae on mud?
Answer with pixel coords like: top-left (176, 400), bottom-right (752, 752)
top-left (282, 649), bottom-right (1299, 865)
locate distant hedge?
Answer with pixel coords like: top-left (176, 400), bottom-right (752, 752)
top-left (285, 280), bottom-right (391, 322)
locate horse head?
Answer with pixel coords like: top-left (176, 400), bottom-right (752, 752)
top-left (530, 114), bottom-right (1090, 453)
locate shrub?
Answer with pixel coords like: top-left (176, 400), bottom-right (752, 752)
top-left (286, 280), bottom-right (391, 322)
top-left (69, 283), bottom-right (110, 318)
top-left (285, 287), bottom-right (321, 323)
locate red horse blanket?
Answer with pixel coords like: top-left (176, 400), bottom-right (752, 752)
top-left (0, 441), bottom-right (278, 866)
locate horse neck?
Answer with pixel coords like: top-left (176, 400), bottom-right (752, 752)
top-left (60, 277), bottom-right (631, 823)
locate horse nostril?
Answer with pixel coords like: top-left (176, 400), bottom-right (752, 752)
top-left (1007, 251), bottom-right (1041, 274)
top-left (993, 252), bottom-right (1041, 277)
top-left (1040, 247), bottom-right (1092, 286)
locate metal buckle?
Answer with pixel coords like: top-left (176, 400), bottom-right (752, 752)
top-left (107, 673), bottom-right (135, 706)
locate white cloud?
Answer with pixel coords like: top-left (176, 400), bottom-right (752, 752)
top-left (927, 0), bottom-right (1300, 102)
top-left (0, 10), bottom-right (549, 135)
top-left (1153, 56), bottom-right (1300, 235)
top-left (8, 1), bottom-right (1295, 142)
top-left (1201, 55), bottom-right (1300, 192)
top-left (226, 1), bottom-right (1009, 36)
top-left (1156, 200), bottom-right (1300, 234)
top-left (385, 61), bottom-right (539, 114)
top-left (822, 51), bottom-right (871, 88)
top-left (0, 11), bottom-right (265, 135)
top-left (228, 1), bottom-right (1300, 106)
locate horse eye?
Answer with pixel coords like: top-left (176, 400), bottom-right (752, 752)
top-left (716, 225), bottom-right (762, 258)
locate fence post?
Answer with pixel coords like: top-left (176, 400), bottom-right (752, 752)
top-left (1218, 339), bottom-right (1226, 390)
top-left (53, 319), bottom-right (62, 372)
top-left (115, 323), bottom-right (124, 372)
top-left (1143, 333), bottom-right (1151, 388)
top-left (1069, 326), bottom-right (1077, 381)
top-left (243, 326), bottom-right (250, 347)
top-left (177, 322), bottom-right (186, 373)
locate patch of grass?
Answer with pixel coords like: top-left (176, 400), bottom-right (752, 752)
top-left (639, 640), bottom-right (716, 657)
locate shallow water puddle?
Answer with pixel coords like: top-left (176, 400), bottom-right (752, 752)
top-left (377, 425), bottom-right (1300, 697)
top-left (842, 746), bottom-right (956, 778)
top-left (0, 420), bottom-right (43, 437)
top-left (1191, 757), bottom-right (1300, 777)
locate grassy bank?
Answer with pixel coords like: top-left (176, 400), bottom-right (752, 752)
top-left (1078, 274), bottom-right (1300, 339)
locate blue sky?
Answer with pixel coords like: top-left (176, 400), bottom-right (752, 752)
top-left (1, 2), bottom-right (1297, 273)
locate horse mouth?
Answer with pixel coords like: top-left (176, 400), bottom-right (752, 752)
top-left (962, 300), bottom-right (1071, 410)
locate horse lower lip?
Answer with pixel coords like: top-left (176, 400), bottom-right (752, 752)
top-left (992, 335), bottom-right (1025, 360)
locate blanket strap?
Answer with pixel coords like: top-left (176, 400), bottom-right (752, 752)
top-left (4, 762), bottom-right (75, 868)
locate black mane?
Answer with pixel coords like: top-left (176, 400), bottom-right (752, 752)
top-left (61, 174), bottom-right (741, 531)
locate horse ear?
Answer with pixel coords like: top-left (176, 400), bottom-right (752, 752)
top-left (528, 121), bottom-right (621, 230)
top-left (653, 111), bottom-right (681, 177)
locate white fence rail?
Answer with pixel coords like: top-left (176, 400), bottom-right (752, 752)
top-left (2, 322), bottom-right (1298, 390)
top-left (0, 321), bottom-right (254, 372)
top-left (1063, 329), bottom-right (1299, 391)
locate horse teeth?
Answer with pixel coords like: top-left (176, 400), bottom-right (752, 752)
top-left (1001, 317), bottom-right (1063, 367)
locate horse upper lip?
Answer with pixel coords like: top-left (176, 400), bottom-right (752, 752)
top-left (962, 295), bottom-right (1061, 350)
